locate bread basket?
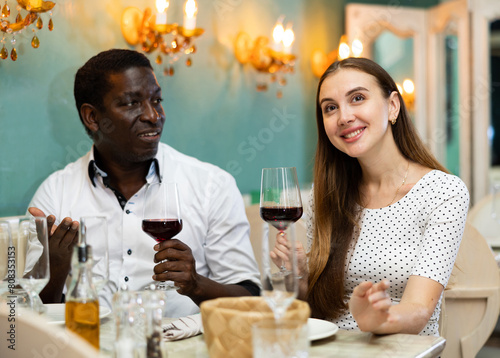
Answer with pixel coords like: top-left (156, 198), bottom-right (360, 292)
top-left (200, 296), bottom-right (310, 358)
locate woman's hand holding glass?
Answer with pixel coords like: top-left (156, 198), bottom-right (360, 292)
top-left (270, 233), bottom-right (308, 279)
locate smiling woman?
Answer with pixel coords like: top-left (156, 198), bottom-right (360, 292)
top-left (283, 57), bottom-right (470, 337)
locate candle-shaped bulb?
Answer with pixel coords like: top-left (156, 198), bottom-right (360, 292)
top-left (282, 24), bottom-right (295, 54)
top-left (183, 0), bottom-right (198, 31)
top-left (338, 35), bottom-right (350, 60)
top-left (156, 0), bottom-right (169, 26)
top-left (403, 79), bottom-right (415, 94)
top-left (272, 20), bottom-right (285, 52)
top-left (351, 38), bottom-right (363, 57)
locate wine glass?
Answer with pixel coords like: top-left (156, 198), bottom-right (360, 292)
top-left (259, 167), bottom-right (303, 320)
top-left (13, 215), bottom-right (50, 314)
top-left (142, 182), bottom-right (183, 290)
top-left (80, 216), bottom-right (109, 293)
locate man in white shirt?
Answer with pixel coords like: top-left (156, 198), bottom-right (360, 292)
top-left (28, 49), bottom-right (260, 316)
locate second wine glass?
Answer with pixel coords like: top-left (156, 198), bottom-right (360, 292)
top-left (259, 167), bottom-right (303, 320)
top-left (142, 182), bottom-right (183, 290)
top-left (15, 215), bottom-right (50, 314)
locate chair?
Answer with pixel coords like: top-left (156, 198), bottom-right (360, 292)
top-left (438, 222), bottom-right (500, 358)
top-left (0, 306), bottom-right (100, 358)
top-left (245, 204), bottom-right (308, 272)
top-left (467, 191), bottom-right (500, 250)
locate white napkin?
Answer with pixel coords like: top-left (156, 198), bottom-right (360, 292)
top-left (162, 314), bottom-right (203, 341)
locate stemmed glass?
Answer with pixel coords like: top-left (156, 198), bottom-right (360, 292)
top-left (80, 216), bottom-right (109, 293)
top-left (2, 216), bottom-right (50, 314)
top-left (259, 167), bottom-right (303, 320)
top-left (142, 182), bottom-right (183, 290)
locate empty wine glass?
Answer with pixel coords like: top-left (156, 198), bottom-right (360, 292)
top-left (80, 216), bottom-right (109, 293)
top-left (11, 216), bottom-right (50, 314)
top-left (259, 167), bottom-right (302, 320)
top-left (142, 182), bottom-right (183, 290)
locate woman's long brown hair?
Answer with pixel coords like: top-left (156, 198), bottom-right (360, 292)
top-left (308, 58), bottom-right (448, 319)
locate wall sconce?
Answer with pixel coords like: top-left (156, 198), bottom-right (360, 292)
top-left (397, 79), bottom-right (415, 112)
top-left (0, 0), bottom-right (55, 61)
top-left (311, 35), bottom-right (363, 78)
top-left (234, 16), bottom-right (296, 98)
top-left (121, 0), bottom-right (203, 76)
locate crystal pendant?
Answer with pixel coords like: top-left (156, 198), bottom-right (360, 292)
top-left (1, 3), bottom-right (10, 18)
top-left (276, 90), bottom-right (283, 99)
top-left (15, 12), bottom-right (21, 23)
top-left (36, 16), bottom-right (42, 30)
top-left (155, 55), bottom-right (162, 65)
top-left (186, 57), bottom-right (192, 67)
top-left (0, 45), bottom-right (7, 59)
top-left (48, 18), bottom-right (53, 31)
top-left (191, 45), bottom-right (196, 54)
top-left (24, 13), bottom-right (37, 27)
top-left (169, 67), bottom-right (174, 76)
top-left (31, 35), bottom-right (39, 48)
top-left (10, 47), bottom-right (17, 61)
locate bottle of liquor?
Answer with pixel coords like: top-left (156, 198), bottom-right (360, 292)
top-left (65, 218), bottom-right (100, 349)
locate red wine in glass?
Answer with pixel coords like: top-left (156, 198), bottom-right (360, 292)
top-left (142, 219), bottom-right (183, 242)
top-left (142, 182), bottom-right (182, 290)
top-left (259, 167), bottom-right (302, 320)
top-left (260, 207), bottom-right (303, 231)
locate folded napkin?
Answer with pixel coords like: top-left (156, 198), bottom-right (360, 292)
top-left (162, 314), bottom-right (203, 341)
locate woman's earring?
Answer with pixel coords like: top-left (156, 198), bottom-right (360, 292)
top-left (391, 117), bottom-right (397, 125)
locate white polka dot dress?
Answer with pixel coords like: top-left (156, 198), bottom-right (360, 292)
top-left (306, 170), bottom-right (470, 336)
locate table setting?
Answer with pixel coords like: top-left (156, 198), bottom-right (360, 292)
top-left (0, 169), bottom-right (446, 358)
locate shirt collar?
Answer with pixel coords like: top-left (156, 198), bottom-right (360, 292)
top-left (87, 146), bottom-right (162, 187)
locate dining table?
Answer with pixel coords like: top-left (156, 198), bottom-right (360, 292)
top-left (98, 314), bottom-right (446, 358)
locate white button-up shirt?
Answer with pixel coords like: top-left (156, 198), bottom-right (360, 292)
top-left (28, 143), bottom-right (260, 317)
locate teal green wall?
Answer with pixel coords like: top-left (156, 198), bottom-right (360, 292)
top-left (0, 0), bottom-right (345, 216)
top-left (0, 0), bottom-right (443, 216)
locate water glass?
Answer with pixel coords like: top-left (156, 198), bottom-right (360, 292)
top-left (252, 319), bottom-right (309, 358)
top-left (0, 216), bottom-right (50, 314)
top-left (112, 288), bottom-right (167, 358)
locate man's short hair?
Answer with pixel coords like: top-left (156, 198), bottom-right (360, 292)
top-left (74, 49), bottom-right (153, 136)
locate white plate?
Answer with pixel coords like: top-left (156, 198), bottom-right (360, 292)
top-left (308, 318), bottom-right (339, 341)
top-left (44, 303), bottom-right (111, 325)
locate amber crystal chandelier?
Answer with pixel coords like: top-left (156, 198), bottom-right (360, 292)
top-left (234, 16), bottom-right (296, 98)
top-left (121, 0), bottom-right (203, 76)
top-left (0, 0), bottom-right (55, 61)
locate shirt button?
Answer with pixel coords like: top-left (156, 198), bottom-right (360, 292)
top-left (124, 276), bottom-right (129, 282)
top-left (126, 210), bottom-right (131, 214)
top-left (127, 249), bottom-right (132, 255)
